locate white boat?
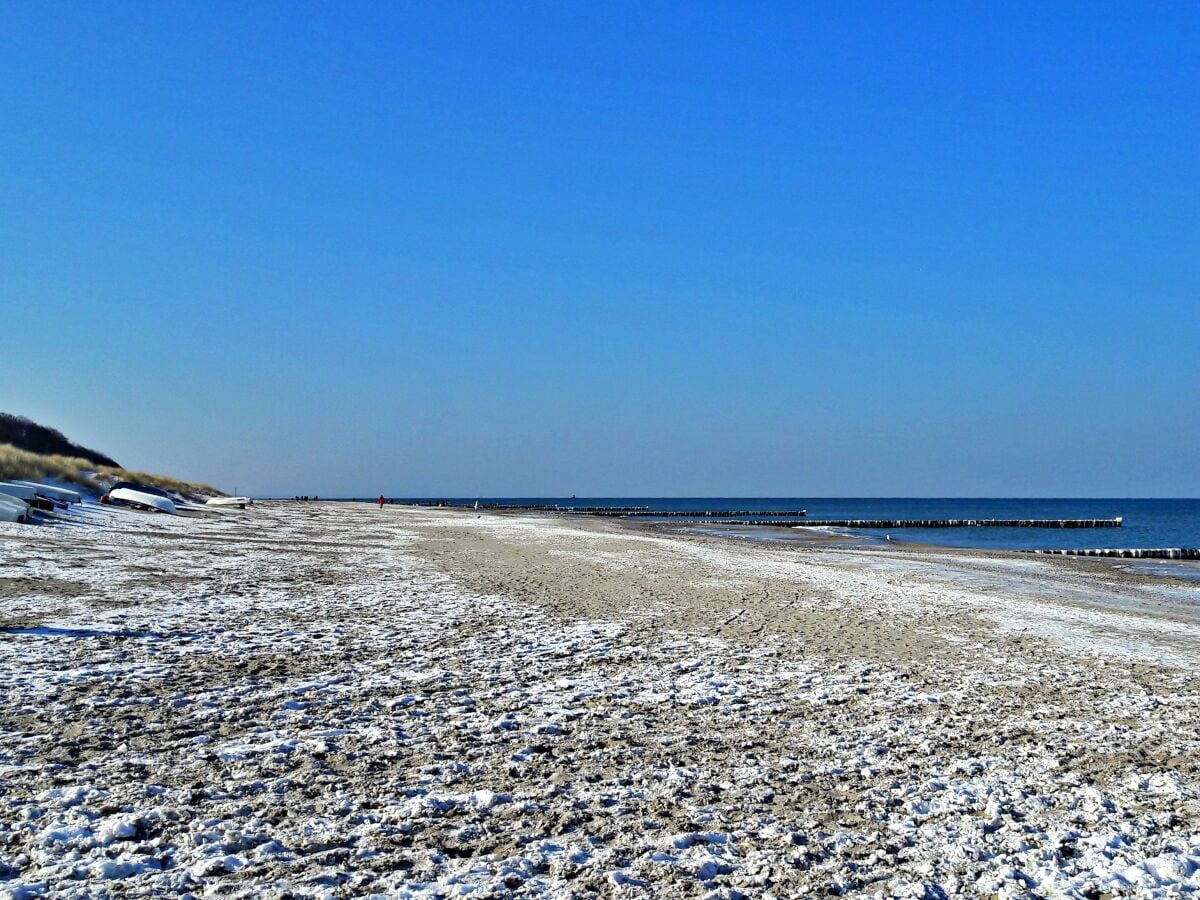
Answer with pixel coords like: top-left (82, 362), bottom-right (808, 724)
top-left (108, 484), bottom-right (177, 514)
top-left (0, 483), bottom-right (37, 501)
top-left (0, 493), bottom-right (30, 511)
top-left (206, 496), bottom-right (250, 509)
top-left (14, 481), bottom-right (82, 503)
top-left (0, 497), bottom-right (27, 523)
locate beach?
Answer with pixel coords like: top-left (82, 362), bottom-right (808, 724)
top-left (2, 503), bottom-right (1200, 898)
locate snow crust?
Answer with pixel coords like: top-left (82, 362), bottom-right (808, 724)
top-left (1, 504), bottom-right (1199, 897)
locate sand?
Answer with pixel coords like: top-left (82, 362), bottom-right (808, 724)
top-left (1, 501), bottom-right (1199, 898)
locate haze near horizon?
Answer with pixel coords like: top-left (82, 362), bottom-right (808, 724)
top-left (3, 2), bottom-right (1197, 497)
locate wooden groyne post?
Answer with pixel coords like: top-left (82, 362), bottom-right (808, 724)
top-left (1022, 547), bottom-right (1200, 560)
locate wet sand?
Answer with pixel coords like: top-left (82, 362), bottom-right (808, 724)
top-left (1, 502), bottom-right (1199, 897)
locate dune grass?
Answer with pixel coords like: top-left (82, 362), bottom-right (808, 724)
top-left (0, 443), bottom-right (223, 498)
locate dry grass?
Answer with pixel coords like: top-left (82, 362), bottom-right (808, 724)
top-left (0, 444), bottom-right (223, 498)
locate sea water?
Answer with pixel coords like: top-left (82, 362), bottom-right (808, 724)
top-left (409, 497), bottom-right (1200, 553)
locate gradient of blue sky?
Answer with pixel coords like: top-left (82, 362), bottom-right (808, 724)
top-left (2, 1), bottom-right (1197, 496)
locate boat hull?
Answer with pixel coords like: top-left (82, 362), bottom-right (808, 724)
top-left (14, 481), bottom-right (82, 503)
top-left (0, 483), bottom-right (37, 501)
top-left (206, 497), bottom-right (250, 509)
top-left (0, 495), bottom-right (29, 522)
top-left (109, 488), bottom-right (177, 514)
top-left (0, 502), bottom-right (25, 523)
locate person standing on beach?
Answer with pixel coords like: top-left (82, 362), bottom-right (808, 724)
top-left (378, 495), bottom-right (385, 508)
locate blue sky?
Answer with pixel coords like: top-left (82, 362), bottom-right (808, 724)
top-left (2, 2), bottom-right (1197, 496)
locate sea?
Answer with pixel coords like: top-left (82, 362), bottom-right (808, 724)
top-left (401, 497), bottom-right (1200, 579)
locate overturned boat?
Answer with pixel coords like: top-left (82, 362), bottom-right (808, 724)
top-left (0, 482), bottom-right (53, 512)
top-left (206, 496), bottom-right (251, 509)
top-left (13, 480), bottom-right (82, 504)
top-left (105, 482), bottom-right (177, 514)
top-left (0, 494), bottom-right (30, 523)
top-left (0, 482), bottom-right (38, 502)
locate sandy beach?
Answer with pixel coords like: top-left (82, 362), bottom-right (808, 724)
top-left (2, 502), bottom-right (1200, 898)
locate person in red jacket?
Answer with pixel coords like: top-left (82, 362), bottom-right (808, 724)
top-left (378, 495), bottom-right (385, 508)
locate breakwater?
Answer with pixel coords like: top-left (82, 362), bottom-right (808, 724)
top-left (664, 518), bottom-right (1124, 529)
top-left (1023, 547), bottom-right (1200, 560)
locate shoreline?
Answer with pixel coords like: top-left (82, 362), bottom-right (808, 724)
top-left (2, 502), bottom-right (1199, 896)
top-left (420, 504), bottom-right (1200, 642)
top-left (485, 503), bottom-right (1200, 598)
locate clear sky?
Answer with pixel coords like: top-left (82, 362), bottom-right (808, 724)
top-left (2, 2), bottom-right (1197, 497)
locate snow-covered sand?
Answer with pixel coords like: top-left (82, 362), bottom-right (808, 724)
top-left (1, 502), bottom-right (1199, 898)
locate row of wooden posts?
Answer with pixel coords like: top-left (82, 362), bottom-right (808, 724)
top-left (405, 503), bottom-right (1126, 530)
top-left (1023, 547), bottom-right (1199, 559)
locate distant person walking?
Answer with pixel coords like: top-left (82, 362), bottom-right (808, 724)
top-left (378, 495), bottom-right (385, 509)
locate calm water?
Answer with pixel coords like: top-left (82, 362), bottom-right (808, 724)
top-left (407, 497), bottom-right (1200, 552)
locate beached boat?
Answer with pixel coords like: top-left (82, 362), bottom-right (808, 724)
top-left (206, 496), bottom-right (250, 509)
top-left (0, 482), bottom-right (56, 512)
top-left (0, 482), bottom-right (38, 502)
top-left (13, 481), bottom-right (82, 504)
top-left (107, 482), bottom-right (177, 514)
top-left (9, 484), bottom-right (66, 509)
top-left (0, 493), bottom-right (30, 511)
top-left (0, 494), bottom-right (30, 522)
top-left (0, 501), bottom-right (26, 523)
